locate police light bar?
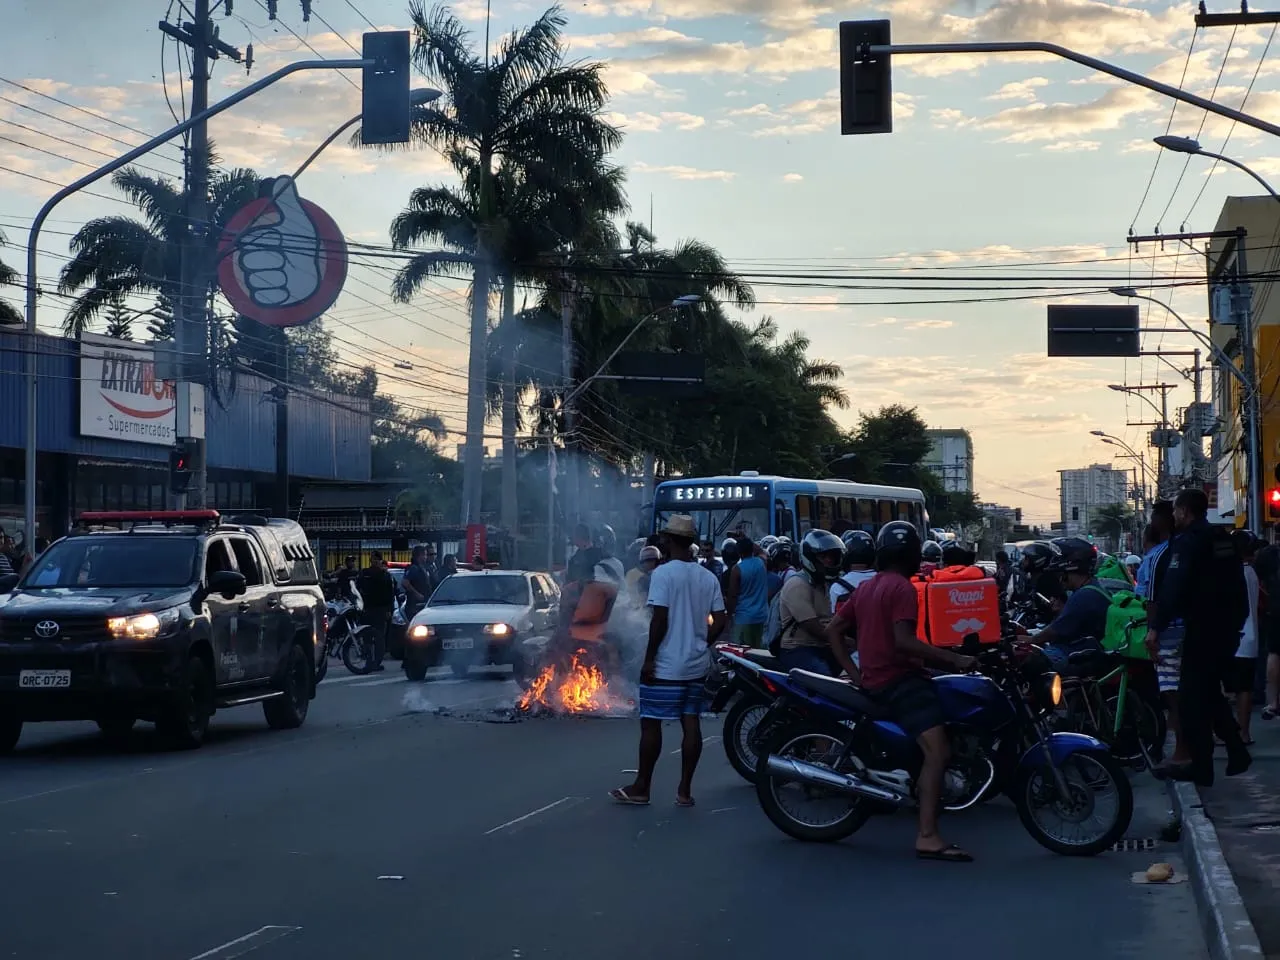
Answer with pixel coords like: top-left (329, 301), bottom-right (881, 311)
top-left (80, 510), bottom-right (221, 524)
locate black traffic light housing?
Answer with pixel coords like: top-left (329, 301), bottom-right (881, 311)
top-left (361, 30), bottom-right (412, 146)
top-left (169, 440), bottom-right (193, 495)
top-left (839, 20), bottom-right (893, 135)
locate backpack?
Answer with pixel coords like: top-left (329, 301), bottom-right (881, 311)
top-left (764, 590), bottom-right (792, 657)
top-left (1204, 526), bottom-right (1250, 638)
top-left (832, 576), bottom-right (860, 616)
top-left (1084, 584), bottom-right (1150, 660)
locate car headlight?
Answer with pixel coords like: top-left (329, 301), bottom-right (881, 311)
top-left (484, 623), bottom-right (512, 637)
top-left (108, 608), bottom-right (180, 640)
top-left (408, 624), bottom-right (433, 641)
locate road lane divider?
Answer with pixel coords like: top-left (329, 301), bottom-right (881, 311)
top-left (186, 925), bottom-right (301, 960)
top-left (484, 796), bottom-right (581, 835)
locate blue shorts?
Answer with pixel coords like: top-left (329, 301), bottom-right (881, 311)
top-left (637, 679), bottom-right (707, 720)
top-left (779, 646), bottom-right (838, 676)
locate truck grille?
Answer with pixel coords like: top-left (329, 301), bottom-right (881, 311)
top-left (0, 615), bottom-right (111, 644)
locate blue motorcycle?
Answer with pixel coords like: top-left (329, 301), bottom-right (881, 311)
top-left (754, 639), bottom-right (1134, 857)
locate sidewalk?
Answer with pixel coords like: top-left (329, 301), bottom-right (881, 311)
top-left (1189, 712), bottom-right (1280, 959)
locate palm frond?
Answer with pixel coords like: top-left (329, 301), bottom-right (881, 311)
top-left (391, 251), bottom-right (475, 302)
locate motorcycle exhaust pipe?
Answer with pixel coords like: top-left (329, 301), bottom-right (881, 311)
top-left (762, 755), bottom-right (906, 806)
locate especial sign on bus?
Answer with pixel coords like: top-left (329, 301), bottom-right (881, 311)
top-left (654, 483), bottom-right (771, 506)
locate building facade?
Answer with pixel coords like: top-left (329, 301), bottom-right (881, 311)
top-left (0, 330), bottom-right (373, 546)
top-left (924, 429), bottom-right (974, 493)
top-left (1058, 464), bottom-right (1129, 537)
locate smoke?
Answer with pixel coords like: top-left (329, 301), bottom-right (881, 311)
top-left (401, 687), bottom-right (440, 714)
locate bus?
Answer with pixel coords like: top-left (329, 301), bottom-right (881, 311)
top-left (649, 471), bottom-right (929, 544)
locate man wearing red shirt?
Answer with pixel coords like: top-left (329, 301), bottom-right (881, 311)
top-left (826, 521), bottom-right (976, 863)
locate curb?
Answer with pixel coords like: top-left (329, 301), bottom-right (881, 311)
top-left (1169, 780), bottom-right (1264, 960)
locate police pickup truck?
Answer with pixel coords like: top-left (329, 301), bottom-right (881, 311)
top-left (0, 511), bottom-right (326, 752)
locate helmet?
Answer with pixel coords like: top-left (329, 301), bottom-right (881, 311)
top-left (639, 545), bottom-right (661, 564)
top-left (876, 521), bottom-right (923, 572)
top-left (721, 539), bottom-right (740, 564)
top-left (1123, 554), bottom-right (1142, 568)
top-left (1019, 541), bottom-right (1060, 573)
top-left (767, 540), bottom-right (793, 566)
top-left (1049, 537), bottom-right (1096, 575)
top-left (941, 541), bottom-right (976, 567)
top-left (594, 524), bottom-right (617, 556)
top-left (800, 529), bottom-right (845, 582)
top-left (921, 541), bottom-right (943, 564)
top-left (759, 535), bottom-right (779, 552)
top-left (721, 537), bottom-right (739, 555)
top-left (842, 530), bottom-right (875, 567)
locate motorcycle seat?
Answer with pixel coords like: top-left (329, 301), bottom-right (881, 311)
top-left (788, 669), bottom-right (889, 719)
top-left (744, 649), bottom-right (780, 667)
top-left (1066, 646), bottom-right (1124, 672)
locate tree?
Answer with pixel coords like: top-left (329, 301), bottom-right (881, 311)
top-left (0, 230), bottom-right (20, 326)
top-left (102, 297), bottom-right (133, 340)
top-left (1090, 502), bottom-right (1134, 547)
top-left (385, 1), bottom-right (623, 525)
top-left (57, 162), bottom-right (260, 338)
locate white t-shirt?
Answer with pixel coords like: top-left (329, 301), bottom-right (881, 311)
top-left (829, 569), bottom-right (876, 609)
top-left (646, 559), bottom-right (726, 681)
top-left (1239, 564), bottom-right (1260, 658)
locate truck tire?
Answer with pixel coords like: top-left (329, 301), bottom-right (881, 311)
top-left (264, 643), bottom-right (311, 730)
top-left (157, 656), bottom-right (213, 750)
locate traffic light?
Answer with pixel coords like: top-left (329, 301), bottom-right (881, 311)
top-left (169, 441), bottom-right (192, 495)
top-left (1270, 487), bottom-right (1280, 521)
top-left (839, 20), bottom-right (893, 135)
top-left (361, 30), bottom-right (411, 145)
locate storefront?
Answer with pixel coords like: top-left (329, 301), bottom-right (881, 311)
top-left (0, 330), bottom-right (373, 546)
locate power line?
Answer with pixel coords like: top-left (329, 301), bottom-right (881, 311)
top-left (340, 0), bottom-right (380, 31)
top-left (1131, 26), bottom-right (1198, 232)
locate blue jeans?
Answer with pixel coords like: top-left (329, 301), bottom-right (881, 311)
top-left (779, 645), bottom-right (838, 676)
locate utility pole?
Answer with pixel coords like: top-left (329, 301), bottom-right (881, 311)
top-left (1235, 235), bottom-right (1265, 534)
top-left (161, 0), bottom-right (243, 508)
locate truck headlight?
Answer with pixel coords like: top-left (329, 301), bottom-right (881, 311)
top-left (108, 608), bottom-right (180, 640)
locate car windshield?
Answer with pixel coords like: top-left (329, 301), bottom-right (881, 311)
top-left (20, 536), bottom-right (199, 589)
top-left (428, 575), bottom-right (529, 606)
top-left (655, 507), bottom-right (769, 541)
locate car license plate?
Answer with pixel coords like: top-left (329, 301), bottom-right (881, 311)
top-left (19, 669), bottom-right (71, 689)
top-left (441, 637), bottom-right (474, 651)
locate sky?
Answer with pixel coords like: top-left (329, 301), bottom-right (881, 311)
top-left (2, 0), bottom-right (1276, 523)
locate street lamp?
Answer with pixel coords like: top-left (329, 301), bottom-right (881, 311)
top-left (1091, 431), bottom-right (1150, 515)
top-left (293, 87), bottom-right (442, 179)
top-left (1153, 135), bottom-right (1280, 202)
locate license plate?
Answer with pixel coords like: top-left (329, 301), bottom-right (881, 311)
top-left (442, 637), bottom-right (474, 651)
top-left (19, 669), bottom-right (71, 689)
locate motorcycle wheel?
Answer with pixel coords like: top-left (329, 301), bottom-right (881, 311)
top-left (341, 634), bottom-right (374, 675)
top-left (1013, 748), bottom-right (1133, 857)
top-left (722, 696), bottom-right (770, 784)
top-left (753, 723), bottom-right (871, 844)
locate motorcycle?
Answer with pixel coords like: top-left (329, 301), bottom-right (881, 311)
top-left (753, 636), bottom-right (1134, 857)
top-left (706, 646), bottom-right (792, 783)
top-left (323, 588), bottom-right (375, 677)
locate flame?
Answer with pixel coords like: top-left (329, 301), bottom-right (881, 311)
top-left (517, 648), bottom-right (610, 714)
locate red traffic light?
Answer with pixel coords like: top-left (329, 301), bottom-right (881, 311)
top-left (1271, 488), bottom-right (1280, 505)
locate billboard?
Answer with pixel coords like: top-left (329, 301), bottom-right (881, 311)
top-left (78, 334), bottom-right (177, 446)
top-left (1046, 305), bottom-right (1140, 358)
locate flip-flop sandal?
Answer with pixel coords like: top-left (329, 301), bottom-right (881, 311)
top-left (916, 844), bottom-right (973, 863)
top-left (675, 796), bottom-right (696, 807)
top-left (609, 788), bottom-right (649, 805)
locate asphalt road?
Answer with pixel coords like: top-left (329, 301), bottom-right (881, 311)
top-left (0, 662), bottom-right (1207, 960)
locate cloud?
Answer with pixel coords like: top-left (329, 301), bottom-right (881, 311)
top-left (1043, 139), bottom-right (1102, 151)
top-left (604, 110), bottom-right (705, 131)
top-left (978, 86), bottom-right (1159, 143)
top-left (782, 172), bottom-right (804, 182)
top-left (631, 160), bottom-right (736, 181)
top-left (931, 107), bottom-right (974, 128)
top-left (988, 77), bottom-right (1051, 102)
top-left (904, 319), bottom-right (954, 329)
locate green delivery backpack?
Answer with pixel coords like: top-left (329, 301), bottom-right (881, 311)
top-left (1095, 554), bottom-right (1134, 586)
top-left (1085, 584), bottom-right (1150, 660)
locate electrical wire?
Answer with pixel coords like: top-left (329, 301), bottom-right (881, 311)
top-left (252, 0), bottom-right (360, 90)
top-left (340, 0), bottom-right (380, 31)
top-left (1131, 26), bottom-right (1198, 232)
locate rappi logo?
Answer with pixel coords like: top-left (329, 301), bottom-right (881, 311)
top-left (97, 348), bottom-right (176, 419)
top-left (948, 587), bottom-right (985, 606)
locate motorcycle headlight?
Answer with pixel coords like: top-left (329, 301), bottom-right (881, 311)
top-left (1043, 671), bottom-right (1062, 707)
top-left (108, 608), bottom-right (180, 640)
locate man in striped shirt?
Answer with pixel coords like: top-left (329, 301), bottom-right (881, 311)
top-left (1140, 502), bottom-right (1188, 768)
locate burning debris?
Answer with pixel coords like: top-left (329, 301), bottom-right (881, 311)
top-left (517, 647), bottom-right (634, 717)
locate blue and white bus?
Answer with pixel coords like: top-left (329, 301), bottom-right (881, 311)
top-left (649, 471), bottom-right (929, 544)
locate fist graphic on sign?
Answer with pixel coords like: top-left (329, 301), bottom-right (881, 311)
top-left (217, 175), bottom-right (349, 328)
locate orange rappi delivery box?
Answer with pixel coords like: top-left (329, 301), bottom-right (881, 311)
top-left (924, 566), bottom-right (1002, 646)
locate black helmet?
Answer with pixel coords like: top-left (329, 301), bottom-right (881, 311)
top-left (842, 530), bottom-right (875, 567)
top-left (877, 521), bottom-right (923, 572)
top-left (1049, 537), bottom-right (1096, 575)
top-left (800, 529), bottom-right (845, 582)
top-left (1020, 541), bottom-right (1060, 573)
top-left (767, 540), bottom-right (792, 566)
top-left (921, 540), bottom-right (943, 564)
top-left (941, 541), bottom-right (976, 567)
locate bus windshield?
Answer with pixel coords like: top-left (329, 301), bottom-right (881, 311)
top-left (654, 506), bottom-right (769, 542)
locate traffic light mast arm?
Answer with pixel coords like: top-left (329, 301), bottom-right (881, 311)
top-left (866, 39), bottom-right (1280, 139)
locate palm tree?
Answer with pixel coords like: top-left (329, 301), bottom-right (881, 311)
top-left (386, 1), bottom-right (623, 525)
top-left (57, 164), bottom-right (260, 338)
top-left (0, 230), bottom-right (21, 326)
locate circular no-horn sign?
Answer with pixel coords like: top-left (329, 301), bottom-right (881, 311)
top-left (217, 176), bottom-right (349, 328)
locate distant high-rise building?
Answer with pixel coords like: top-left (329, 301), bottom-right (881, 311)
top-left (1058, 464), bottom-right (1129, 537)
top-left (924, 429), bottom-right (974, 493)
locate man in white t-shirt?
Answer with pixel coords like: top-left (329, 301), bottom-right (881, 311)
top-left (611, 514), bottom-right (727, 808)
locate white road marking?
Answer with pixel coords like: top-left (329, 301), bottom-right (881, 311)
top-left (669, 734), bottom-right (721, 755)
top-left (377, 875), bottom-right (404, 880)
top-left (351, 676), bottom-right (407, 688)
top-left (318, 673), bottom-right (368, 685)
top-left (187, 925), bottom-right (301, 960)
top-left (484, 796), bottom-right (577, 835)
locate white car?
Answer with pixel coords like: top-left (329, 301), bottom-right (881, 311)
top-left (402, 569), bottom-right (560, 681)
